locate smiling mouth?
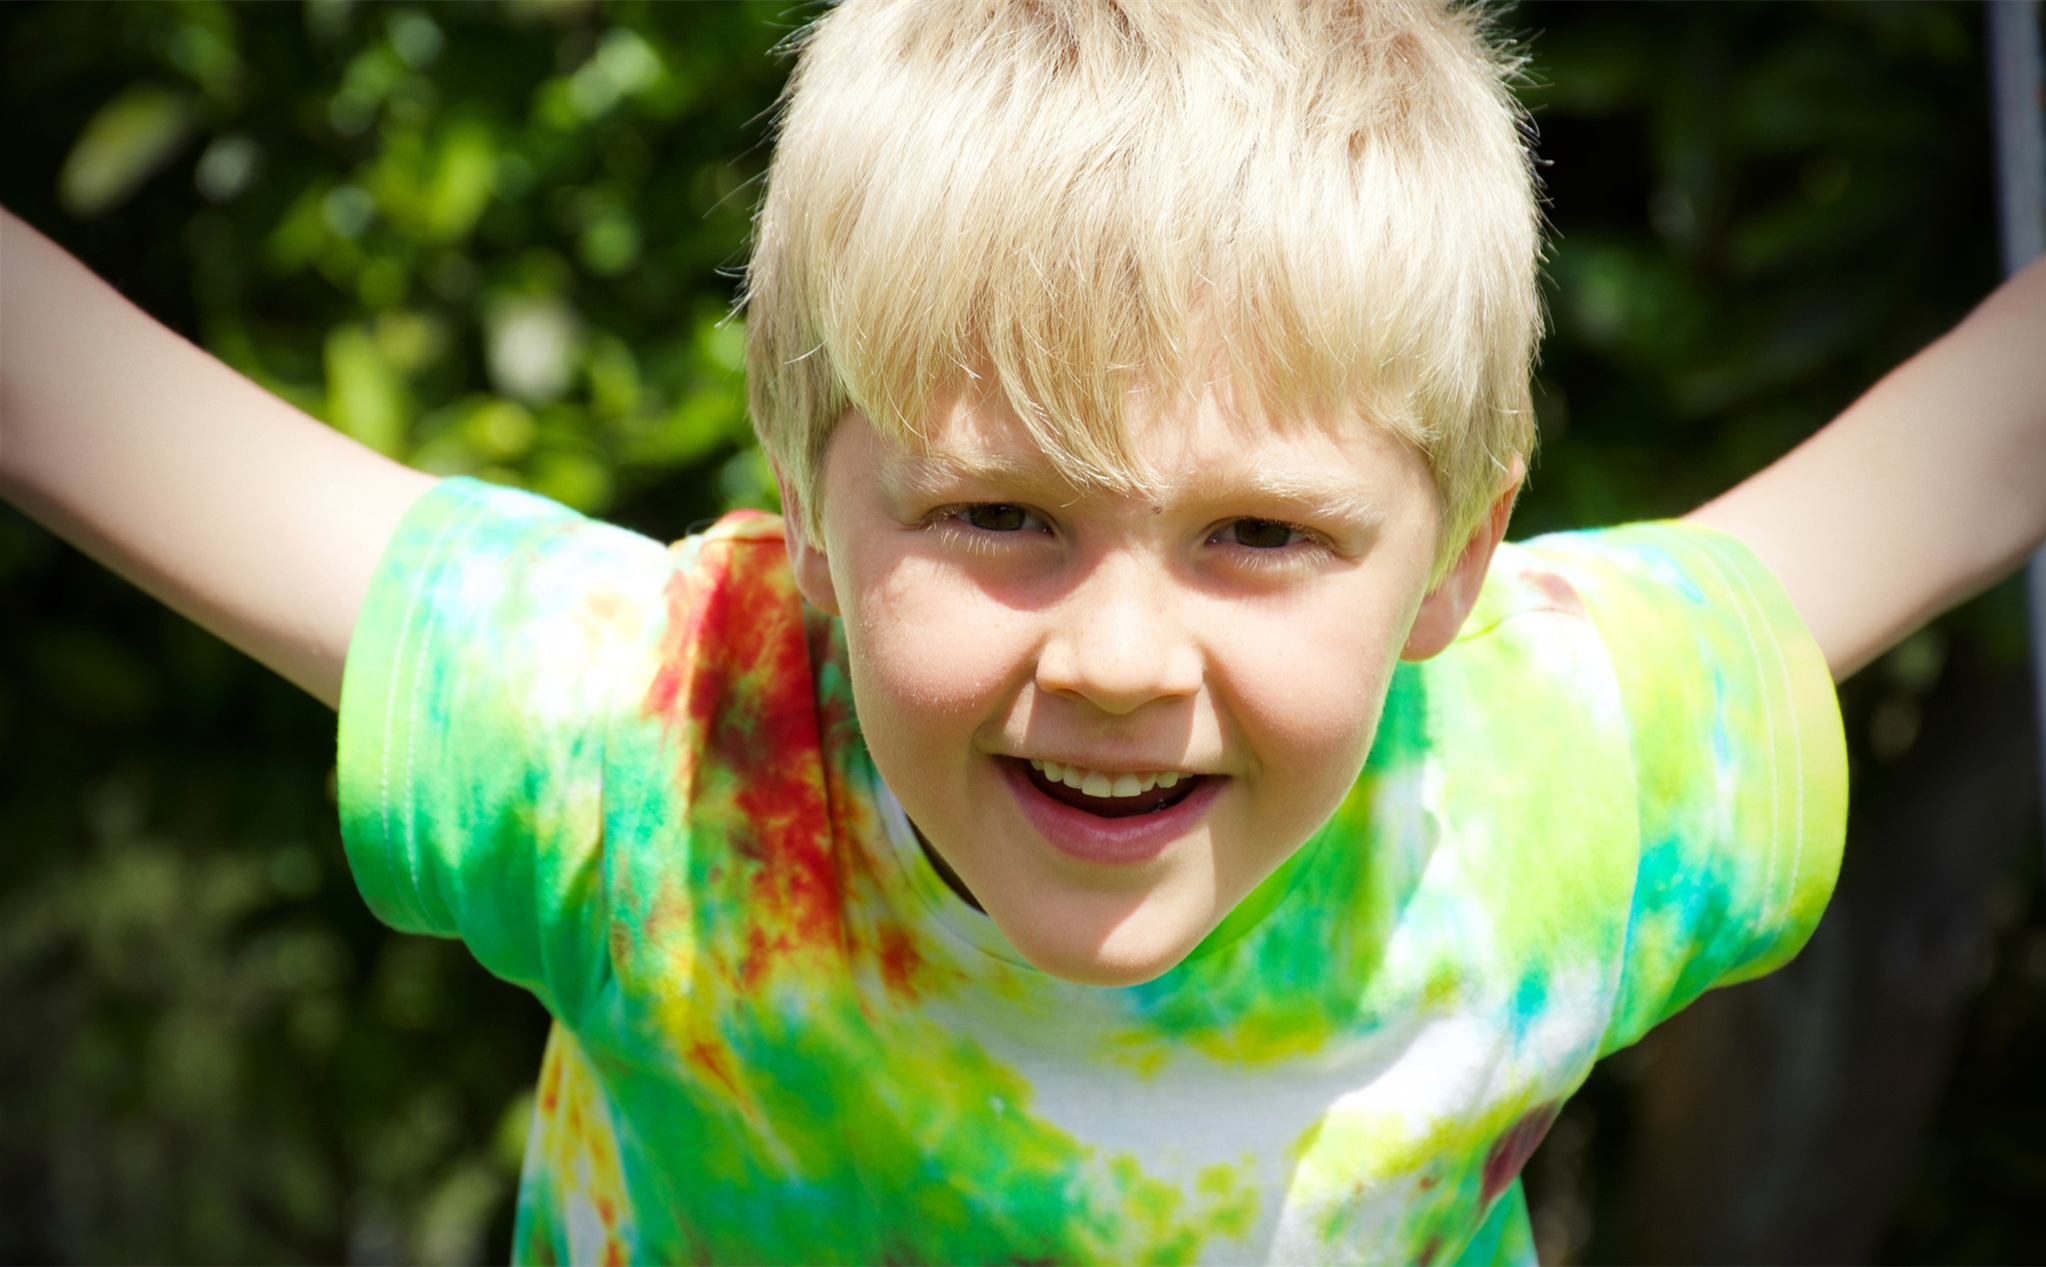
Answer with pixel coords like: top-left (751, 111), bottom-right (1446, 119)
top-left (1019, 758), bottom-right (1204, 818)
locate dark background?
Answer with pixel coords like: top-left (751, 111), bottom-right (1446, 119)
top-left (1, 2), bottom-right (2039, 1262)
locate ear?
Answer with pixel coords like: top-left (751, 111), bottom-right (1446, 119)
top-left (776, 467), bottom-right (841, 617)
top-left (1400, 461), bottom-right (1524, 662)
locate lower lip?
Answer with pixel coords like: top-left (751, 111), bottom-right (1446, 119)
top-left (1000, 759), bottom-right (1225, 866)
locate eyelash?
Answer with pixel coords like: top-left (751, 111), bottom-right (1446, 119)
top-left (958, 503), bottom-right (1048, 534)
top-left (926, 503), bottom-right (1048, 533)
top-left (1210, 518), bottom-right (1307, 550)
top-left (919, 504), bottom-right (1055, 558)
top-left (1207, 520), bottom-right (1337, 577)
top-left (929, 504), bottom-right (1331, 568)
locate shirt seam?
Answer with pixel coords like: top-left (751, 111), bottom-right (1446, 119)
top-left (383, 483), bottom-right (492, 928)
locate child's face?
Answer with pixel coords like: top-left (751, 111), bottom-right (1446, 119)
top-left (789, 391), bottom-right (1474, 986)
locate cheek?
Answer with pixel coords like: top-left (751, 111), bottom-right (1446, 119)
top-left (841, 557), bottom-right (1035, 750)
top-left (1214, 587), bottom-right (1411, 785)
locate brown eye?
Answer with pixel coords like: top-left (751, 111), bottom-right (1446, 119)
top-left (964, 504), bottom-right (1030, 532)
top-left (1225, 518), bottom-right (1297, 549)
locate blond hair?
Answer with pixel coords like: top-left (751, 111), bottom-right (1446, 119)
top-left (746, 0), bottom-right (1540, 577)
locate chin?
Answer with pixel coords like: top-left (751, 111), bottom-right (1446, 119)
top-left (991, 899), bottom-right (1211, 987)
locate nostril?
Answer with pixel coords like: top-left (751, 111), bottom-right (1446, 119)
top-left (1033, 641), bottom-right (1202, 714)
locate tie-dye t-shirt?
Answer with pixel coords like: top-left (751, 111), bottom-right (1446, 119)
top-left (337, 477), bottom-right (1845, 1266)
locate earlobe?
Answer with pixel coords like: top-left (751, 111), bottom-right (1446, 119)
top-left (1400, 464), bottom-right (1524, 662)
top-left (1399, 548), bottom-right (1485, 661)
top-left (776, 472), bottom-right (842, 617)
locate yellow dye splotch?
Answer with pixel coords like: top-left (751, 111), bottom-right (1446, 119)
top-left (520, 1025), bottom-right (636, 1266)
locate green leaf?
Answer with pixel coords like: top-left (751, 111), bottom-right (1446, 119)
top-left (324, 324), bottom-right (408, 456)
top-left (425, 119), bottom-right (499, 243)
top-left (58, 84), bottom-right (194, 218)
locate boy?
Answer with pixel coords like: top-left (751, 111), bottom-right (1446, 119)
top-left (4, 0), bottom-right (2044, 1262)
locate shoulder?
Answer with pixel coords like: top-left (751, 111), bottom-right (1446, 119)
top-left (1508, 520), bottom-right (1793, 646)
top-left (1460, 521), bottom-right (1770, 645)
top-left (643, 510), bottom-right (807, 702)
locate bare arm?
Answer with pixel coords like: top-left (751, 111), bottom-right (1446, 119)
top-left (1689, 256), bottom-right (2046, 681)
top-left (0, 209), bottom-right (434, 708)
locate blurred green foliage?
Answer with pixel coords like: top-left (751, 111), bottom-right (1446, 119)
top-left (1516, 2), bottom-right (2000, 539)
top-left (0, 1), bottom-right (2040, 1264)
top-left (22, 0), bottom-right (788, 518)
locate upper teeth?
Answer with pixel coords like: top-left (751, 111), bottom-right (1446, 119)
top-left (1028, 759), bottom-right (1186, 798)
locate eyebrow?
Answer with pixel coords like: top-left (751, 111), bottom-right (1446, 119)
top-left (1176, 469), bottom-right (1392, 529)
top-left (878, 448), bottom-right (1084, 503)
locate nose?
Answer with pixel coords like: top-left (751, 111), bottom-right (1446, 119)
top-left (1035, 552), bottom-right (1203, 715)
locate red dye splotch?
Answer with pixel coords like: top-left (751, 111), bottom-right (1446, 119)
top-left (639, 519), bottom-right (848, 985)
top-left (1480, 1102), bottom-right (1558, 1204)
top-left (686, 1037), bottom-right (745, 1104)
top-left (875, 925), bottom-right (927, 1000)
top-left (539, 1051), bottom-right (562, 1113)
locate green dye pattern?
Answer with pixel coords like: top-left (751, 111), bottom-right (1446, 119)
top-left (339, 479), bottom-right (1845, 1264)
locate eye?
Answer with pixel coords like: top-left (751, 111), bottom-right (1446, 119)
top-left (1215, 517), bottom-right (1303, 549)
top-left (960, 503), bottom-right (1038, 532)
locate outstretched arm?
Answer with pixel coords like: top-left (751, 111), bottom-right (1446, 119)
top-left (0, 209), bottom-right (434, 708)
top-left (1689, 256), bottom-right (2046, 681)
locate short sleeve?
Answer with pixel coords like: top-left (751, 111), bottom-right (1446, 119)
top-left (1522, 522), bottom-right (1847, 1055)
top-left (337, 477), bottom-right (673, 1020)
